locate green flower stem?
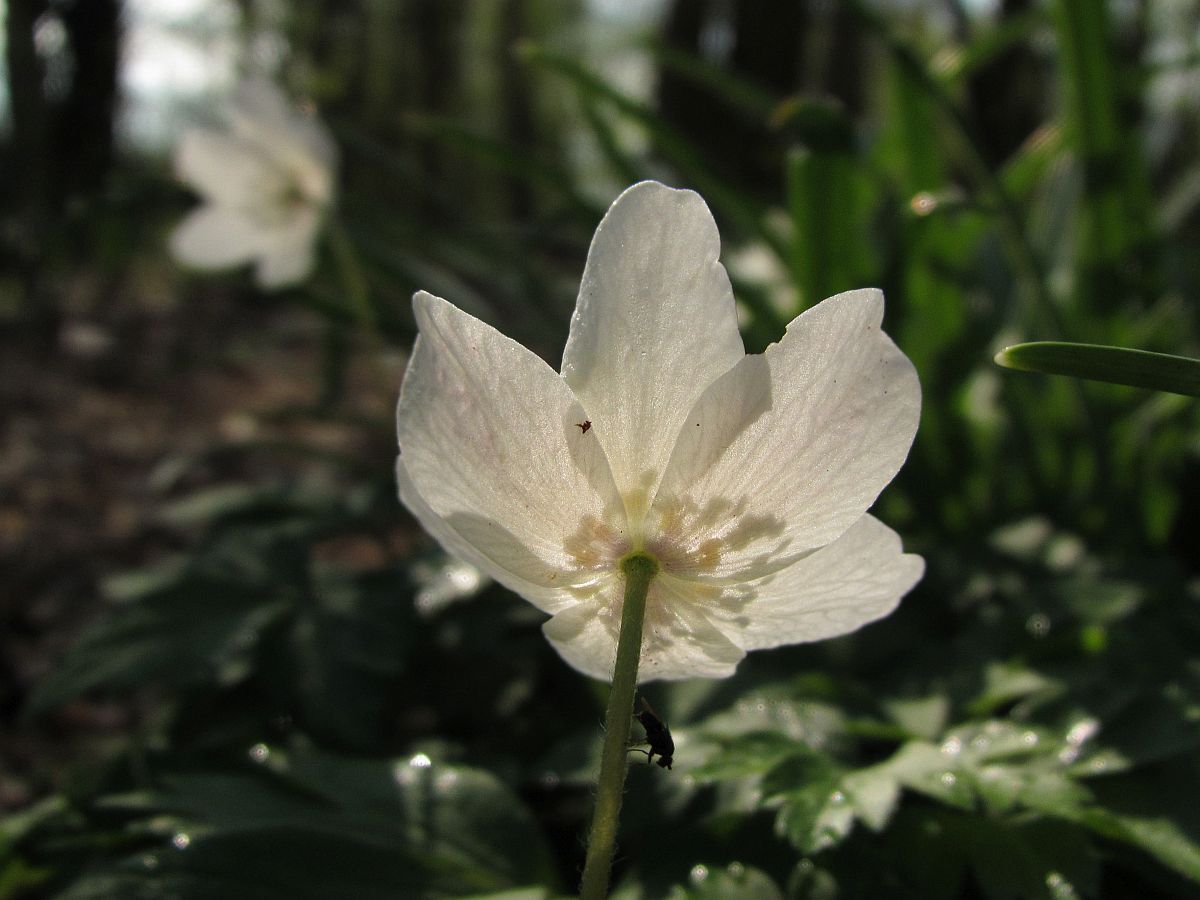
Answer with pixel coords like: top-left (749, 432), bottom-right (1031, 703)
top-left (579, 552), bottom-right (659, 900)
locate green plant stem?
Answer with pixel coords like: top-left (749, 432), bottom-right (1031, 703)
top-left (579, 552), bottom-right (658, 900)
top-left (327, 217), bottom-right (378, 334)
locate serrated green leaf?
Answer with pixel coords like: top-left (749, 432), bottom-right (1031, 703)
top-left (968, 663), bottom-right (1060, 717)
top-left (763, 753), bottom-right (856, 853)
top-left (663, 863), bottom-right (784, 900)
top-left (840, 765), bottom-right (902, 831)
top-left (884, 694), bottom-right (949, 740)
top-left (883, 741), bottom-right (976, 810)
top-left (688, 731), bottom-right (805, 782)
top-left (27, 580), bottom-right (288, 713)
top-left (90, 751), bottom-right (559, 898)
top-left (961, 816), bottom-right (1099, 900)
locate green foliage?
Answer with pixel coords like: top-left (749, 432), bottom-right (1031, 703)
top-left (996, 341), bottom-right (1200, 396)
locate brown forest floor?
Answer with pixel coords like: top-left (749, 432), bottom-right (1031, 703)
top-left (0, 277), bottom-right (404, 813)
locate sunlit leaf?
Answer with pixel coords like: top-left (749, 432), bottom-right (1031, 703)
top-left (996, 341), bottom-right (1200, 396)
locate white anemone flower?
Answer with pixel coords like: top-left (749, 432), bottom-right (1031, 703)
top-left (169, 78), bottom-right (336, 289)
top-left (396, 181), bottom-right (923, 681)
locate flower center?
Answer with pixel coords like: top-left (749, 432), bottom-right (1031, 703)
top-left (562, 487), bottom-right (789, 593)
top-left (642, 493), bottom-right (788, 580)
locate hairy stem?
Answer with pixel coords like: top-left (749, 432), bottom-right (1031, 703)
top-left (579, 552), bottom-right (658, 899)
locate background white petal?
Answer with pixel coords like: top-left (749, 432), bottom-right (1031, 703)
top-left (255, 242), bottom-right (316, 289)
top-left (560, 181), bottom-right (744, 511)
top-left (652, 288), bottom-right (920, 581)
top-left (704, 514), bottom-right (924, 650)
top-left (174, 128), bottom-right (282, 206)
top-left (228, 78), bottom-right (337, 200)
top-left (397, 292), bottom-right (626, 592)
top-left (254, 211), bottom-right (321, 288)
top-left (169, 206), bottom-right (265, 269)
top-left (397, 460), bottom-right (578, 614)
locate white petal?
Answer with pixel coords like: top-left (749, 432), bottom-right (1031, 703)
top-left (642, 578), bottom-right (747, 680)
top-left (651, 289), bottom-right (920, 581)
top-left (542, 579), bottom-right (745, 682)
top-left (169, 206), bottom-right (265, 269)
top-left (174, 127), bottom-right (283, 206)
top-left (560, 181), bottom-right (744, 511)
top-left (254, 211), bottom-right (321, 288)
top-left (397, 459), bottom-right (576, 614)
top-left (705, 515), bottom-right (923, 650)
top-left (397, 292), bottom-right (626, 594)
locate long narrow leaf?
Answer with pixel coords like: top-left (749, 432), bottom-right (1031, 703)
top-left (996, 342), bottom-right (1200, 397)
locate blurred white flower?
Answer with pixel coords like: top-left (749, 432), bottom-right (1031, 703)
top-left (396, 181), bottom-right (923, 681)
top-left (169, 78), bottom-right (336, 289)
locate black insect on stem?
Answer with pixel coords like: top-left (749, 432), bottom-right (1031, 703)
top-left (575, 420), bottom-right (592, 434)
top-left (630, 695), bottom-right (674, 770)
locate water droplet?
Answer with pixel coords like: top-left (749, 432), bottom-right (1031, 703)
top-left (1022, 731), bottom-right (1039, 746)
top-left (539, 771), bottom-right (560, 789)
top-left (248, 743), bottom-right (270, 763)
top-left (830, 790), bottom-right (846, 804)
top-left (910, 192), bottom-right (938, 215)
top-left (1046, 870), bottom-right (1078, 899)
top-left (171, 833), bottom-right (190, 850)
top-left (940, 737), bottom-right (963, 756)
top-left (409, 752), bottom-right (432, 768)
top-left (727, 861), bottom-right (744, 877)
top-left (689, 864), bottom-right (709, 884)
top-left (1026, 613), bottom-right (1051, 637)
top-left (940, 771), bottom-right (958, 787)
top-left (1065, 718), bottom-right (1099, 746)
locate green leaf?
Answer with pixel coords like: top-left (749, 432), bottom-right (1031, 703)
top-left (763, 752), bottom-right (857, 853)
top-left (665, 863), bottom-right (784, 900)
top-left (1076, 757), bottom-right (1200, 882)
top-left (967, 662), bottom-right (1060, 717)
top-left (960, 816), bottom-right (1099, 900)
top-left (283, 567), bottom-right (415, 747)
top-left (27, 578), bottom-right (288, 712)
top-left (785, 147), bottom-right (869, 310)
top-left (884, 695), bottom-right (949, 740)
top-left (90, 751), bottom-right (559, 898)
top-left (878, 741), bottom-right (976, 811)
top-left (995, 342), bottom-right (1200, 397)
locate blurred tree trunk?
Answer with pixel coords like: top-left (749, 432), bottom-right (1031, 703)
top-left (57, 0), bottom-right (122, 203)
top-left (414, 0), bottom-right (465, 188)
top-left (5, 0), bottom-right (51, 229)
top-left (657, 0), bottom-right (865, 197)
top-left (3, 0), bottom-right (121, 326)
top-left (499, 0), bottom-right (534, 219)
top-left (4, 0), bottom-right (121, 216)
